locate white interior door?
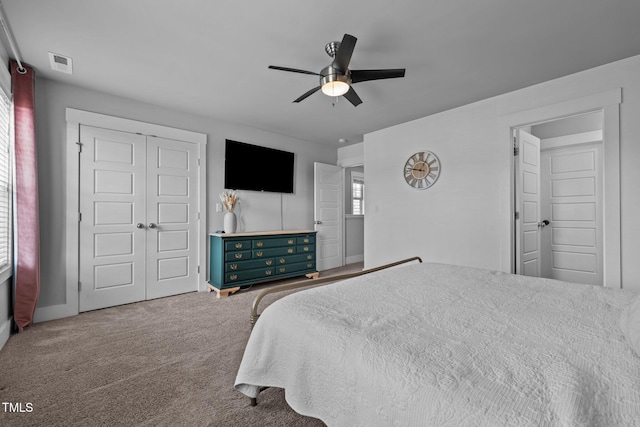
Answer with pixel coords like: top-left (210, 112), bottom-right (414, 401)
top-left (79, 126), bottom-right (147, 311)
top-left (540, 143), bottom-right (603, 285)
top-left (314, 162), bottom-right (344, 271)
top-left (79, 127), bottom-right (200, 311)
top-left (146, 137), bottom-right (200, 299)
top-left (515, 129), bottom-right (541, 277)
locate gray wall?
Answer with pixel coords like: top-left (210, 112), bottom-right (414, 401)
top-left (531, 111), bottom-right (602, 138)
top-left (34, 77), bottom-right (337, 317)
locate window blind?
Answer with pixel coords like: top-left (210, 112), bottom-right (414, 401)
top-left (352, 179), bottom-right (364, 215)
top-left (0, 89), bottom-right (11, 269)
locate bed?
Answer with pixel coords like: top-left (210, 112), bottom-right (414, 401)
top-left (234, 260), bottom-right (640, 426)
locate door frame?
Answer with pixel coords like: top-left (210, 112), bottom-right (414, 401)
top-left (62, 108), bottom-right (207, 319)
top-left (501, 88), bottom-right (621, 288)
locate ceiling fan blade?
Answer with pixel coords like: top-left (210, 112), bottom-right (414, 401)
top-left (268, 65), bottom-right (320, 76)
top-left (332, 34), bottom-right (357, 73)
top-left (293, 86), bottom-right (321, 103)
top-left (343, 87), bottom-right (362, 107)
top-left (350, 69), bottom-right (406, 83)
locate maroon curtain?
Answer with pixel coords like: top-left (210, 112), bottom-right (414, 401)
top-left (11, 60), bottom-right (40, 331)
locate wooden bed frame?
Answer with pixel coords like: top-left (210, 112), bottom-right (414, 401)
top-left (246, 256), bottom-right (422, 406)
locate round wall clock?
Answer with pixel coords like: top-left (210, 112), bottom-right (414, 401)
top-left (403, 150), bottom-right (441, 189)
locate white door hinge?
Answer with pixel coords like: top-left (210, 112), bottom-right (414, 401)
top-left (515, 211), bottom-right (520, 220)
top-left (76, 142), bottom-right (82, 153)
top-left (78, 212), bottom-right (82, 222)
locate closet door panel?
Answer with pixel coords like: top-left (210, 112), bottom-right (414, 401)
top-left (79, 126), bottom-right (147, 312)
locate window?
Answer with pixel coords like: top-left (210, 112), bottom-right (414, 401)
top-left (0, 88), bottom-right (11, 274)
top-left (351, 171), bottom-right (364, 215)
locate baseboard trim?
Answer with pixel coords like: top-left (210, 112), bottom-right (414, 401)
top-left (34, 302), bottom-right (77, 323)
top-left (0, 316), bottom-right (12, 351)
top-left (346, 254), bottom-right (364, 264)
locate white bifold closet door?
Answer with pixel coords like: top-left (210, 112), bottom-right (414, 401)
top-left (79, 125), bottom-right (199, 312)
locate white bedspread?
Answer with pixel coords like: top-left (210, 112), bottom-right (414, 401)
top-left (235, 263), bottom-right (640, 426)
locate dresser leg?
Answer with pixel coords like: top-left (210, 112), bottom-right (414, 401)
top-left (207, 284), bottom-right (241, 298)
top-left (305, 272), bottom-right (319, 280)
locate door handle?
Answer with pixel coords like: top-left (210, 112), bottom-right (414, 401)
top-left (538, 219), bottom-right (550, 228)
top-left (136, 223), bottom-right (145, 229)
top-left (148, 223), bottom-right (157, 229)
top-left (314, 220), bottom-right (322, 225)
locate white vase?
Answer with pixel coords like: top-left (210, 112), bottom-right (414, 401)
top-left (223, 211), bottom-right (237, 234)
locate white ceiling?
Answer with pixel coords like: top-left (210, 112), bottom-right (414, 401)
top-left (2, 0), bottom-right (640, 146)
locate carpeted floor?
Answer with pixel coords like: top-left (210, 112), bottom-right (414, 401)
top-left (0, 263), bottom-right (363, 426)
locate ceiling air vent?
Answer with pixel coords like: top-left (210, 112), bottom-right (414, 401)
top-left (48, 52), bottom-right (73, 74)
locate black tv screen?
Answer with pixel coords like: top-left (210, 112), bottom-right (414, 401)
top-left (224, 139), bottom-right (295, 193)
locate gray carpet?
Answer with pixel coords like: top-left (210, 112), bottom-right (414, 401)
top-left (0, 264), bottom-right (362, 426)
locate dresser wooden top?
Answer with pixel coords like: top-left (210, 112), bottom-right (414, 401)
top-left (210, 229), bottom-right (316, 238)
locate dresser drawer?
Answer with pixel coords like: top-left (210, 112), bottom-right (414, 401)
top-left (296, 235), bottom-right (315, 245)
top-left (225, 258), bottom-right (275, 272)
top-left (224, 250), bottom-right (252, 261)
top-left (276, 261), bottom-right (316, 275)
top-left (253, 247), bottom-right (297, 258)
top-left (226, 267), bottom-right (276, 284)
top-left (252, 237), bottom-right (297, 248)
top-left (224, 240), bottom-right (252, 251)
top-left (275, 253), bottom-right (315, 265)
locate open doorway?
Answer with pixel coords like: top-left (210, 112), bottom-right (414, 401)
top-left (345, 166), bottom-right (365, 265)
top-left (514, 112), bottom-right (604, 285)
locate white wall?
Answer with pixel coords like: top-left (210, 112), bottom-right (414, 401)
top-left (34, 78), bottom-right (336, 318)
top-left (364, 54), bottom-right (640, 291)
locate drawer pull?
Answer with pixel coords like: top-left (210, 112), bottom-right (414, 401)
top-left (303, 238), bottom-right (309, 243)
top-left (279, 258), bottom-right (286, 264)
top-left (235, 253), bottom-right (243, 259)
top-left (235, 243), bottom-right (243, 249)
top-left (229, 274), bottom-right (238, 281)
top-left (265, 270), bottom-right (272, 276)
top-left (287, 248), bottom-right (294, 254)
top-left (303, 247), bottom-right (309, 252)
top-left (279, 267), bottom-right (286, 273)
top-left (307, 255), bottom-right (312, 260)
top-left (256, 251), bottom-right (263, 257)
top-left (288, 239), bottom-right (294, 244)
top-left (230, 264), bottom-right (238, 270)
top-left (256, 241), bottom-right (264, 247)
top-left (265, 260), bottom-right (273, 266)
top-left (307, 263), bottom-right (313, 268)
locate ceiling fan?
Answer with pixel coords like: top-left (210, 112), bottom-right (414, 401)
top-left (268, 34), bottom-right (405, 106)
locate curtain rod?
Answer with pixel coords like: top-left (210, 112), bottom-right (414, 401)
top-left (0, 1), bottom-right (26, 74)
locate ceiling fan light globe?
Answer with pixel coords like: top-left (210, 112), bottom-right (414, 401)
top-left (321, 81), bottom-right (350, 97)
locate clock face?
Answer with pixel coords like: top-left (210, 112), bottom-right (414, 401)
top-left (404, 151), bottom-right (441, 189)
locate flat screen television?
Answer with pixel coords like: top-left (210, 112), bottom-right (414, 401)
top-left (224, 139), bottom-right (295, 193)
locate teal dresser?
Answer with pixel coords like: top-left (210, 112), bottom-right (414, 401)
top-left (208, 230), bottom-right (318, 297)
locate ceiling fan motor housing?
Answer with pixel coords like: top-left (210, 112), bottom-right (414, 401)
top-left (320, 65), bottom-right (351, 96)
top-left (320, 65), bottom-right (351, 86)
